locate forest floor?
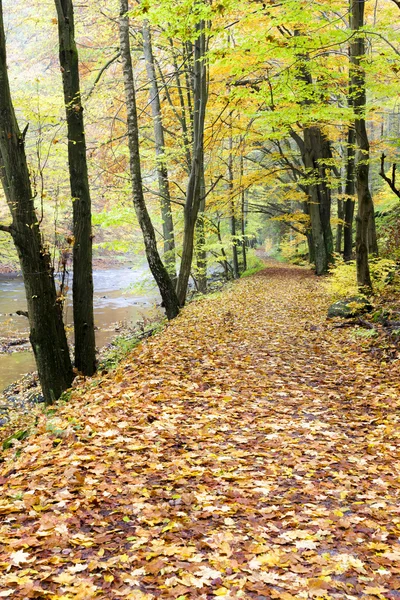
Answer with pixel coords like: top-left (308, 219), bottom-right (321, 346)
top-left (1, 264), bottom-right (400, 599)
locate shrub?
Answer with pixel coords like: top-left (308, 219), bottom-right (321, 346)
top-left (326, 256), bottom-right (397, 299)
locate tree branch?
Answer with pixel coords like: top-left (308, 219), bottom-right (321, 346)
top-left (380, 153), bottom-right (400, 199)
top-left (85, 52), bottom-right (121, 100)
top-left (0, 223), bottom-right (12, 234)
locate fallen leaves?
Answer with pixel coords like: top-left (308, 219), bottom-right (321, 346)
top-left (0, 265), bottom-right (400, 598)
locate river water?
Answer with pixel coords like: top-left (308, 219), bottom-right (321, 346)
top-left (0, 267), bottom-right (161, 391)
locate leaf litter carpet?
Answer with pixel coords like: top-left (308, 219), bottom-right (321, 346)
top-left (1, 266), bottom-right (400, 599)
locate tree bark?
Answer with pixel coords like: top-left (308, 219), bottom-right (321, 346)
top-left (195, 168), bottom-right (207, 293)
top-left (343, 123), bottom-right (356, 261)
top-left (228, 132), bottom-right (239, 279)
top-left (0, 0), bottom-right (73, 403)
top-left (336, 196), bottom-right (344, 254)
top-left (240, 154), bottom-right (247, 272)
top-left (350, 0), bottom-right (373, 291)
top-left (119, 0), bottom-right (179, 320)
top-left (176, 19), bottom-right (208, 305)
top-left (368, 209), bottom-right (379, 256)
top-left (142, 20), bottom-right (176, 281)
top-left (54, 0), bottom-right (96, 376)
top-left (295, 126), bottom-right (333, 275)
top-left (291, 46), bottom-right (333, 274)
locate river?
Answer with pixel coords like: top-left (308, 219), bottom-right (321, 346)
top-left (0, 267), bottom-right (161, 391)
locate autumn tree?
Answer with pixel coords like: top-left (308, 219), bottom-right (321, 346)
top-left (351, 0), bottom-right (374, 290)
top-left (0, 0), bottom-right (73, 403)
top-left (118, 0), bottom-right (180, 319)
top-left (54, 0), bottom-right (96, 375)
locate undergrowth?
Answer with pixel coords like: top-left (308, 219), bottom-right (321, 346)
top-left (240, 252), bottom-right (265, 277)
top-left (98, 318), bottom-right (166, 372)
top-left (326, 256), bottom-right (397, 299)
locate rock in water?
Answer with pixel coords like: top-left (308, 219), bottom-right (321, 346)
top-left (327, 296), bottom-right (373, 318)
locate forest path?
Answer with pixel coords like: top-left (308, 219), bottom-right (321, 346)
top-left (1, 264), bottom-right (400, 598)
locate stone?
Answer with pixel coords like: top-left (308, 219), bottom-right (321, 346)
top-left (327, 296), bottom-right (373, 318)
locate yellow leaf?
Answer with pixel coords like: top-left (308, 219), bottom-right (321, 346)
top-left (364, 587), bottom-right (388, 598)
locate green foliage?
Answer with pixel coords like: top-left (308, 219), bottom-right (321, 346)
top-left (99, 334), bottom-right (142, 372)
top-left (326, 257), bottom-right (397, 299)
top-left (351, 328), bottom-right (379, 340)
top-left (240, 251), bottom-right (265, 277)
top-left (2, 428), bottom-right (29, 450)
top-left (99, 320), bottom-right (165, 372)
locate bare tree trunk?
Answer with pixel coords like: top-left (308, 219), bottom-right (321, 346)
top-left (336, 196), bottom-right (344, 254)
top-left (295, 126), bottom-right (332, 275)
top-left (0, 0), bottom-right (73, 403)
top-left (351, 0), bottom-right (373, 291)
top-left (54, 0), bottom-right (96, 376)
top-left (176, 19), bottom-right (208, 305)
top-left (195, 167), bottom-right (207, 293)
top-left (343, 123), bottom-right (356, 261)
top-left (240, 155), bottom-right (247, 273)
top-left (228, 132), bottom-right (239, 278)
top-left (119, 0), bottom-right (179, 319)
top-left (368, 209), bottom-right (379, 256)
top-left (142, 20), bottom-right (176, 281)
top-left (291, 46), bottom-right (333, 274)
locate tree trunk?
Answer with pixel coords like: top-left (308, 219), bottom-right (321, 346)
top-left (142, 20), bottom-right (177, 281)
top-left (119, 0), bottom-right (179, 320)
top-left (176, 19), bottom-right (208, 305)
top-left (343, 124), bottom-right (356, 261)
top-left (228, 132), bottom-right (239, 279)
top-left (54, 0), bottom-right (96, 376)
top-left (241, 187), bottom-right (247, 273)
top-left (195, 168), bottom-right (207, 293)
top-left (368, 209), bottom-right (379, 256)
top-left (0, 0), bottom-right (73, 403)
top-left (299, 126), bottom-right (332, 275)
top-left (350, 0), bottom-right (373, 291)
top-left (336, 196), bottom-right (344, 254)
top-left (291, 61), bottom-right (333, 273)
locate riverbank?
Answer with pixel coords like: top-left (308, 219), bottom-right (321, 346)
top-left (0, 266), bottom-right (162, 390)
top-left (0, 253), bottom-right (139, 276)
top-left (0, 316), bottom-right (163, 442)
top-left (0, 273), bottom-right (227, 445)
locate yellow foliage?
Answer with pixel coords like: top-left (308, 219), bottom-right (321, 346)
top-left (326, 257), bottom-right (396, 299)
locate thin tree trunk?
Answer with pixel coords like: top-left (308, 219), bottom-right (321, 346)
top-left (0, 0), bottom-right (73, 403)
top-left (343, 123), bottom-right (356, 261)
top-left (142, 20), bottom-right (176, 281)
top-left (240, 154), bottom-right (247, 273)
top-left (54, 0), bottom-right (96, 376)
top-left (216, 219), bottom-right (231, 280)
top-left (368, 209), bottom-right (379, 255)
top-left (195, 167), bottom-right (207, 293)
top-left (351, 0), bottom-right (373, 291)
top-left (336, 195), bottom-right (344, 254)
top-left (228, 132), bottom-right (239, 278)
top-left (176, 19), bottom-right (208, 305)
top-left (119, 0), bottom-right (179, 319)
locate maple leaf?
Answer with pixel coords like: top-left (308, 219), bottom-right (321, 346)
top-left (10, 550), bottom-right (30, 566)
